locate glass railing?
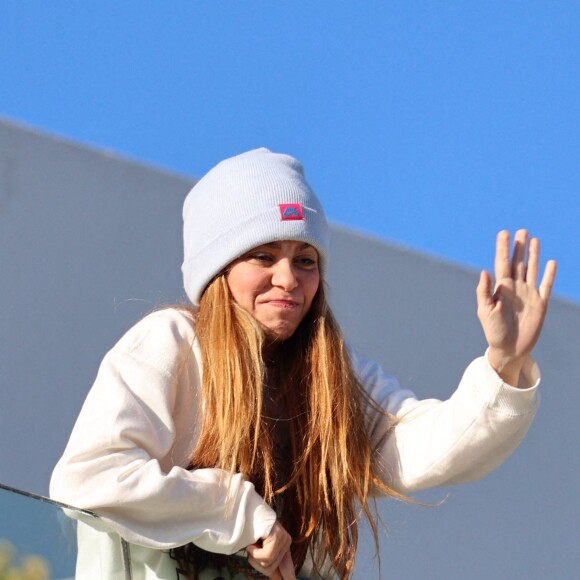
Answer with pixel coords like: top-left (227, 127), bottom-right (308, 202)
top-left (0, 483), bottom-right (130, 580)
top-left (1, 482), bottom-right (379, 579)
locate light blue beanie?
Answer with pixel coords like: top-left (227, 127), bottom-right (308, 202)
top-left (182, 148), bottom-right (330, 306)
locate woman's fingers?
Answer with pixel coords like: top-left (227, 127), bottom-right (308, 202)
top-left (511, 229), bottom-right (528, 281)
top-left (539, 259), bottom-right (558, 302)
top-left (247, 553), bottom-right (282, 578)
top-left (277, 551), bottom-right (296, 580)
top-left (495, 230), bottom-right (553, 292)
top-left (524, 235), bottom-right (557, 302)
top-left (494, 230), bottom-right (511, 282)
top-left (476, 270), bottom-right (493, 315)
top-left (526, 237), bottom-right (540, 287)
top-left (247, 521), bottom-right (294, 578)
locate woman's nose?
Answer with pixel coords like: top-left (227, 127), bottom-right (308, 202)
top-left (271, 259), bottom-right (299, 291)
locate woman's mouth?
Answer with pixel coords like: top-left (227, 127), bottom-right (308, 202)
top-left (264, 300), bottom-right (299, 309)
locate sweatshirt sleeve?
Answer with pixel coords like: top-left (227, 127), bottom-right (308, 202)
top-left (49, 309), bottom-right (276, 553)
top-left (354, 351), bottom-right (540, 495)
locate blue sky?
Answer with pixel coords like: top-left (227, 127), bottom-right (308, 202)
top-left (1, 1), bottom-right (578, 302)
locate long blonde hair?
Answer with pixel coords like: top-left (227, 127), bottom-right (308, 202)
top-left (189, 274), bottom-right (402, 578)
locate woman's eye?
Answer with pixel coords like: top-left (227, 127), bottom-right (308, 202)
top-left (296, 257), bottom-right (318, 268)
top-left (248, 253), bottom-right (272, 263)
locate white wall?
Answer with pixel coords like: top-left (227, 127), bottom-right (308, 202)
top-left (1, 118), bottom-right (578, 578)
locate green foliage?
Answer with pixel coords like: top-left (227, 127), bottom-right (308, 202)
top-left (0, 541), bottom-right (50, 580)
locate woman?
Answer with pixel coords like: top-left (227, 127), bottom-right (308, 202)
top-left (50, 148), bottom-right (557, 579)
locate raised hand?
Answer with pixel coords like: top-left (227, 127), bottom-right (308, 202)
top-left (246, 520), bottom-right (296, 579)
top-left (476, 229), bottom-right (557, 386)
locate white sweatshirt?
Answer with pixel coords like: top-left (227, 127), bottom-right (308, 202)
top-left (50, 308), bottom-right (540, 578)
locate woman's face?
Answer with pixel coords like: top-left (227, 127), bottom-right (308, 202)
top-left (226, 240), bottom-right (320, 341)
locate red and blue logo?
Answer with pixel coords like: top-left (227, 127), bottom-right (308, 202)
top-left (279, 203), bottom-right (304, 221)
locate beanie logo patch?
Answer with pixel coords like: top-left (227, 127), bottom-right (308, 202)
top-left (279, 204), bottom-right (304, 221)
